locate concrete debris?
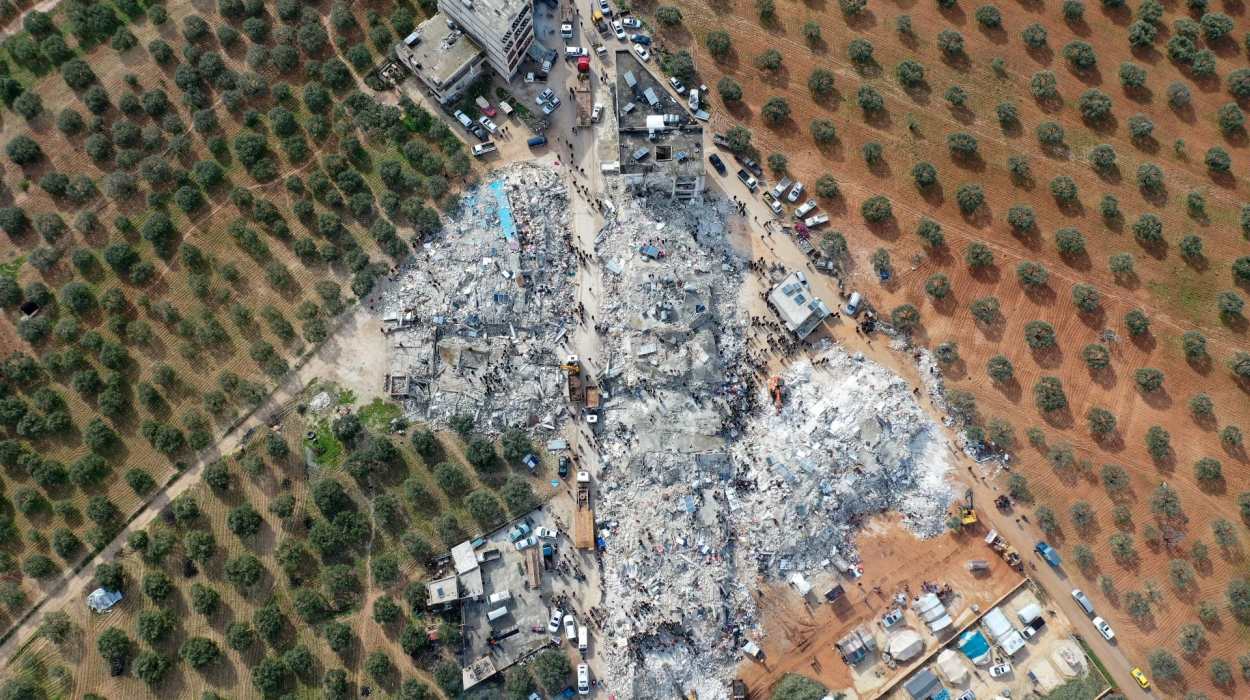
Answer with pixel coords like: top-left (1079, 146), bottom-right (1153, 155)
top-left (308, 391), bottom-right (333, 414)
top-left (375, 162), bottom-right (577, 434)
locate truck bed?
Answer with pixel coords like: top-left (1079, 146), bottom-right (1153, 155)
top-left (574, 485), bottom-right (595, 550)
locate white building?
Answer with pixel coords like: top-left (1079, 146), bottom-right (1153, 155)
top-left (395, 13), bottom-right (487, 105)
top-left (768, 272), bottom-right (830, 339)
top-left (439, 0), bottom-right (534, 80)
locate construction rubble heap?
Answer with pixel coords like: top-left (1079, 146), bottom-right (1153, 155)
top-left (376, 162), bottom-right (577, 433)
top-left (373, 175), bottom-right (958, 696)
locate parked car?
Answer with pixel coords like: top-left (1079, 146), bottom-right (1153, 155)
top-left (564, 614), bottom-right (576, 640)
top-left (708, 153), bottom-right (726, 175)
top-left (547, 610), bottom-right (562, 634)
top-left (786, 181), bottom-right (805, 203)
top-left (577, 664), bottom-right (590, 695)
top-left (633, 43), bottom-right (650, 61)
top-left (591, 103), bottom-right (603, 122)
top-left (561, 22), bottom-right (574, 39)
top-left (471, 142), bottom-right (497, 157)
top-left (844, 292), bottom-right (863, 317)
top-left (629, 33), bottom-right (652, 45)
top-left (612, 19), bottom-right (625, 39)
top-left (988, 663), bottom-right (1012, 678)
top-left (527, 135), bottom-right (548, 148)
top-left (564, 46), bottom-right (588, 59)
top-left (478, 116), bottom-right (498, 133)
top-left (622, 16), bottom-right (641, 28)
top-left (599, 0), bottom-right (612, 16)
top-left (1071, 589), bottom-right (1095, 616)
top-left (1092, 616), bottom-right (1115, 641)
top-left (558, 455), bottom-right (570, 477)
top-left (508, 522), bottom-right (532, 542)
top-left (536, 88), bottom-right (555, 105)
top-left (514, 536), bottom-right (538, 551)
top-left (1131, 667), bottom-right (1150, 689)
top-left (736, 169), bottom-right (757, 192)
top-left (542, 97), bottom-right (561, 115)
top-left (535, 527), bottom-right (559, 539)
top-left (668, 76), bottom-right (686, 94)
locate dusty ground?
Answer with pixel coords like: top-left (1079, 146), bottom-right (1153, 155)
top-left (647, 0), bottom-right (1250, 693)
top-left (738, 515), bottom-right (1023, 697)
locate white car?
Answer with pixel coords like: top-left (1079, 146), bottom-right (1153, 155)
top-left (1093, 616), bottom-right (1115, 641)
top-left (622, 16), bottom-right (641, 28)
top-left (633, 43), bottom-right (650, 61)
top-left (564, 614), bottom-right (577, 640)
top-left (536, 88), bottom-right (555, 105)
top-left (786, 182), bottom-right (804, 203)
top-left (536, 526), bottom-right (559, 539)
top-left (591, 103), bottom-right (603, 122)
top-left (515, 535), bottom-right (538, 551)
top-left (542, 97), bottom-right (561, 115)
top-left (612, 20), bottom-right (625, 39)
top-left (668, 76), bottom-right (686, 94)
top-left (988, 663), bottom-right (1012, 678)
top-left (547, 610), bottom-right (563, 634)
top-left (599, 0), bottom-right (612, 15)
top-left (577, 663), bottom-right (590, 695)
top-left (560, 22), bottom-right (574, 39)
top-left (478, 116), bottom-right (497, 133)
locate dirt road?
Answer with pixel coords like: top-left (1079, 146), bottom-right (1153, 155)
top-left (0, 306), bottom-right (385, 664)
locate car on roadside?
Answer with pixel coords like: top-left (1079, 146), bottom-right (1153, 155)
top-left (536, 88), bottom-right (555, 105)
top-left (988, 663), bottom-right (1012, 678)
top-left (1092, 616), bottom-right (1115, 641)
top-left (561, 22), bottom-right (574, 40)
top-left (736, 169), bottom-right (757, 192)
top-left (622, 16), bottom-right (641, 28)
top-left (668, 76), bottom-right (686, 94)
top-left (547, 610), bottom-right (562, 634)
top-left (629, 33), bottom-right (651, 46)
top-left (1130, 667), bottom-right (1150, 689)
top-left (564, 614), bottom-right (576, 640)
top-left (478, 116), bottom-right (497, 133)
top-left (578, 663), bottom-right (590, 695)
top-left (708, 153), bottom-right (726, 175)
top-left (542, 96), bottom-right (561, 114)
top-left (558, 455), bottom-right (570, 477)
top-left (786, 181), bottom-right (805, 203)
top-left (612, 20), bottom-right (625, 39)
top-left (536, 527), bottom-right (559, 539)
top-left (508, 522), bottom-right (532, 542)
top-left (599, 0), bottom-right (612, 15)
top-left (633, 43), bottom-right (650, 61)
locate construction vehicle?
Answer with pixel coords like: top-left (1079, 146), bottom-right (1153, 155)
top-left (958, 489), bottom-right (978, 526)
top-left (584, 384), bottom-right (601, 424)
top-left (574, 471), bottom-right (595, 550)
top-left (984, 529), bottom-right (1023, 571)
top-left (768, 376), bottom-right (784, 413)
top-left (562, 355), bottom-right (586, 404)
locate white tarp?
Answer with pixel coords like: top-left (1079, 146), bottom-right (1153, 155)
top-left (1017, 602), bottom-right (1042, 625)
top-left (87, 588), bottom-right (122, 613)
top-left (789, 573), bottom-right (812, 596)
top-left (887, 629), bottom-right (924, 662)
top-left (936, 649), bottom-right (968, 685)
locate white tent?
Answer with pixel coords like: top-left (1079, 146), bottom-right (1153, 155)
top-left (935, 649), bottom-right (968, 685)
top-left (887, 629), bottom-right (924, 662)
top-left (1017, 603), bottom-right (1043, 625)
top-left (789, 573), bottom-right (812, 596)
top-left (87, 588), bottom-right (122, 613)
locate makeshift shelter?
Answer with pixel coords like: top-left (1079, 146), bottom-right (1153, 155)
top-left (788, 572), bottom-right (812, 596)
top-left (902, 667), bottom-right (947, 700)
top-left (887, 629), bottom-right (924, 662)
top-left (913, 592), bottom-right (954, 633)
top-left (981, 607), bottom-right (1026, 656)
top-left (1016, 602), bottom-right (1043, 625)
top-left (87, 588), bottom-right (123, 613)
top-left (835, 625), bottom-right (877, 665)
top-left (935, 649), bottom-right (968, 685)
top-left (957, 629), bottom-right (992, 665)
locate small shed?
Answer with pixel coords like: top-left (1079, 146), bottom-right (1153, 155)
top-left (1017, 602), bottom-right (1043, 625)
top-left (835, 625), bottom-right (876, 665)
top-left (87, 588), bottom-right (123, 613)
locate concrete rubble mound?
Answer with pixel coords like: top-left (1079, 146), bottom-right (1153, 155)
top-left (731, 352), bottom-right (955, 575)
top-left (376, 162), bottom-right (577, 433)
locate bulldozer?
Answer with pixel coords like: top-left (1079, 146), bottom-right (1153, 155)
top-left (768, 376), bottom-right (784, 413)
top-left (958, 489), bottom-right (978, 526)
top-left (559, 355), bottom-right (582, 375)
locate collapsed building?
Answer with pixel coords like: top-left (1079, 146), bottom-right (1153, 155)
top-left (376, 162), bottom-right (577, 433)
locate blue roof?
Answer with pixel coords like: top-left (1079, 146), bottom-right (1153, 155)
top-left (958, 629), bottom-right (990, 660)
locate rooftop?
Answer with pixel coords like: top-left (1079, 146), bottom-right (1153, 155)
top-left (426, 574), bottom-right (461, 607)
top-left (768, 272), bottom-right (831, 339)
top-left (395, 13), bottom-right (483, 87)
top-left (442, 0), bottom-right (532, 22)
top-left (614, 50), bottom-right (704, 179)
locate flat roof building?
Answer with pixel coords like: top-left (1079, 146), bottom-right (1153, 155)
top-left (439, 0), bottom-right (534, 79)
top-left (395, 13), bottom-right (487, 105)
top-left (613, 50), bottom-right (705, 201)
top-left (768, 272), bottom-right (830, 339)
top-left (426, 574), bottom-right (461, 610)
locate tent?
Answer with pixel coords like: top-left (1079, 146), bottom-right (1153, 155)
top-left (1017, 603), bottom-right (1043, 625)
top-left (902, 668), bottom-right (946, 700)
top-left (87, 588), bottom-right (123, 613)
top-left (957, 629), bottom-right (992, 665)
top-left (887, 629), bottom-right (924, 662)
top-left (935, 649), bottom-right (968, 685)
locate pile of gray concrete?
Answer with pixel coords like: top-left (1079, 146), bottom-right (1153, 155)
top-left (375, 162), bottom-right (578, 433)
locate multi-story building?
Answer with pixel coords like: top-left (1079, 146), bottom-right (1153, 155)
top-left (395, 14), bottom-right (487, 105)
top-left (438, 0), bottom-right (534, 80)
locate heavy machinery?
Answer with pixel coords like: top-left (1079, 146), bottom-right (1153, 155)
top-left (985, 529), bottom-right (1023, 571)
top-left (562, 355), bottom-right (585, 404)
top-left (958, 489), bottom-right (978, 526)
top-left (574, 471), bottom-right (595, 550)
top-left (768, 376), bottom-right (784, 413)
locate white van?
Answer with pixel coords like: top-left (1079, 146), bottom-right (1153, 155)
top-left (845, 292), bottom-right (863, 317)
top-left (488, 590), bottom-right (512, 604)
top-left (577, 664), bottom-right (590, 694)
top-left (565, 46), bottom-right (587, 59)
top-left (1071, 589), bottom-right (1095, 616)
top-left (795, 200), bottom-right (817, 219)
top-left (578, 626), bottom-right (588, 654)
top-left (487, 606), bottom-right (509, 622)
top-left (453, 110), bottom-right (473, 128)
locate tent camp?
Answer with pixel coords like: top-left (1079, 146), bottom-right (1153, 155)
top-left (87, 588), bottom-right (123, 613)
top-left (902, 667), bottom-right (946, 700)
top-left (835, 626), bottom-right (877, 665)
top-left (913, 592), bottom-right (953, 633)
top-left (935, 649), bottom-right (969, 685)
top-left (887, 629), bottom-right (924, 662)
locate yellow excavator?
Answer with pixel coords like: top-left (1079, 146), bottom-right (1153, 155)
top-left (958, 489), bottom-right (978, 526)
top-left (559, 355), bottom-right (581, 375)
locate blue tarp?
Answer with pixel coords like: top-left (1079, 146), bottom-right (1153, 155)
top-left (957, 629), bottom-right (990, 661)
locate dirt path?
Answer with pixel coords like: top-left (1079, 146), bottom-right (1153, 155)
top-left (0, 305), bottom-right (385, 664)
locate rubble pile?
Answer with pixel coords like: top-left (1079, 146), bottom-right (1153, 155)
top-left (376, 162), bottom-right (577, 432)
top-left (590, 195), bottom-right (760, 698)
top-left (731, 353), bottom-right (955, 575)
